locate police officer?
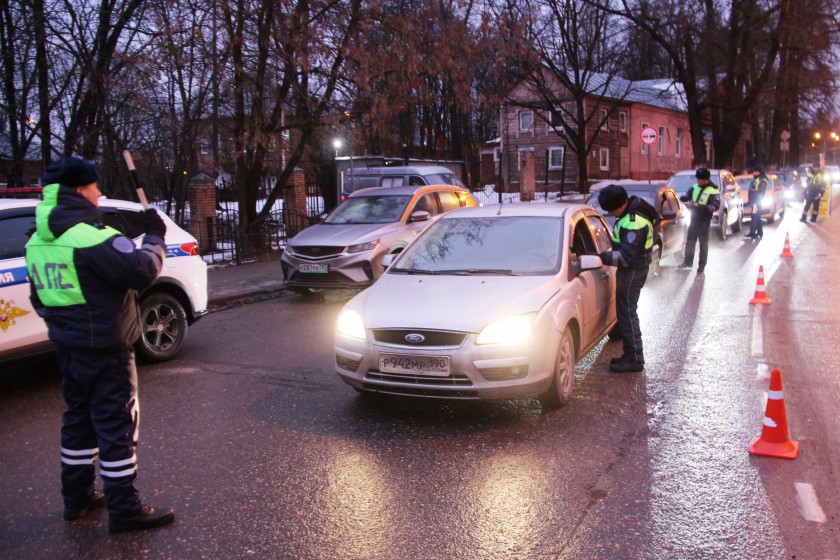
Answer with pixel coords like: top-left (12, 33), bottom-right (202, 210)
top-left (597, 185), bottom-right (657, 373)
top-left (744, 166), bottom-right (768, 239)
top-left (801, 162), bottom-right (827, 223)
top-left (25, 158), bottom-right (176, 533)
top-left (679, 168), bottom-right (721, 273)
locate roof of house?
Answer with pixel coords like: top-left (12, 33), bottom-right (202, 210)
top-left (578, 73), bottom-right (687, 112)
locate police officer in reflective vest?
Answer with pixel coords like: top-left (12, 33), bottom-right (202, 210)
top-left (597, 185), bottom-right (657, 373)
top-left (25, 157), bottom-right (175, 532)
top-left (679, 168), bottom-right (721, 273)
top-left (745, 166), bottom-right (768, 239)
top-left (801, 162), bottom-right (827, 223)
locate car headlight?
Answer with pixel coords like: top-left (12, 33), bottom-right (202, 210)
top-left (761, 197), bottom-right (772, 208)
top-left (347, 240), bottom-right (378, 254)
top-left (476, 314), bottom-right (534, 345)
top-left (336, 309), bottom-right (366, 340)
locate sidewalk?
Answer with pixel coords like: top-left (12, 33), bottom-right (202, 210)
top-left (206, 255), bottom-right (289, 311)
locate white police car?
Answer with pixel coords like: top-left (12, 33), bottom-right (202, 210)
top-left (0, 196), bottom-right (208, 363)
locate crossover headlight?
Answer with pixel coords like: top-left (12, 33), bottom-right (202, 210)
top-left (761, 197), bottom-right (773, 208)
top-left (347, 240), bottom-right (379, 254)
top-left (476, 314), bottom-right (534, 345)
top-left (337, 309), bottom-right (366, 340)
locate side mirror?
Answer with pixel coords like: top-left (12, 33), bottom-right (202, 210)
top-left (409, 210), bottom-right (431, 223)
top-left (381, 253), bottom-right (396, 268)
top-left (660, 209), bottom-right (677, 220)
top-left (725, 184), bottom-right (737, 193)
top-left (578, 254), bottom-right (603, 271)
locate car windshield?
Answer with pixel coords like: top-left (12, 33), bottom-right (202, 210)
top-left (586, 190), bottom-right (656, 212)
top-left (735, 177), bottom-right (752, 189)
top-left (667, 174), bottom-right (721, 191)
top-left (391, 216), bottom-right (564, 275)
top-left (325, 195), bottom-right (412, 224)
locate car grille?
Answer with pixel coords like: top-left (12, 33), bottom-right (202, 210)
top-left (362, 371), bottom-right (479, 399)
top-left (371, 329), bottom-right (467, 347)
top-left (293, 246), bottom-right (344, 258)
top-left (365, 371), bottom-right (473, 386)
top-left (288, 271), bottom-right (349, 284)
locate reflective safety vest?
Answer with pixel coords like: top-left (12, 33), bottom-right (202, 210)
top-left (750, 177), bottom-right (768, 192)
top-left (612, 212), bottom-right (654, 250)
top-left (690, 183), bottom-right (720, 205)
top-left (26, 223), bottom-right (122, 307)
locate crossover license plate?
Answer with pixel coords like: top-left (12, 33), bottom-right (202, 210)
top-left (299, 263), bottom-right (329, 273)
top-left (379, 353), bottom-right (450, 376)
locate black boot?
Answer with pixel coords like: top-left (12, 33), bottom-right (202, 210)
top-left (109, 505), bottom-right (175, 533)
top-left (64, 491), bottom-right (106, 521)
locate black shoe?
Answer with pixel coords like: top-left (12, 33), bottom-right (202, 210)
top-left (743, 234), bottom-right (755, 239)
top-left (610, 355), bottom-right (626, 365)
top-left (800, 216), bottom-right (807, 223)
top-left (109, 506), bottom-right (175, 533)
top-left (697, 267), bottom-right (705, 273)
top-left (678, 262), bottom-right (692, 268)
top-left (64, 491), bottom-right (106, 521)
top-left (610, 359), bottom-right (645, 373)
top-left (810, 217), bottom-right (817, 223)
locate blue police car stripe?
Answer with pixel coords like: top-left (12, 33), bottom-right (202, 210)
top-left (165, 244), bottom-right (192, 258)
top-left (0, 265), bottom-right (30, 287)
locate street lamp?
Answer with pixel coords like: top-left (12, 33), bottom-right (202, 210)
top-left (333, 138), bottom-right (343, 158)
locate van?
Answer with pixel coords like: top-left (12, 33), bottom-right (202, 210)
top-left (338, 166), bottom-right (466, 204)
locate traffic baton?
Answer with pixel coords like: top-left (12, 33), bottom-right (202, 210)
top-left (122, 150), bottom-right (150, 209)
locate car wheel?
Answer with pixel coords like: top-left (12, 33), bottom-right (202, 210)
top-left (779, 203), bottom-right (785, 218)
top-left (648, 244), bottom-right (662, 280)
top-left (767, 205), bottom-right (776, 224)
top-left (135, 292), bottom-right (188, 363)
top-left (539, 329), bottom-right (576, 409)
top-left (719, 212), bottom-right (729, 239)
top-left (289, 286), bottom-right (324, 298)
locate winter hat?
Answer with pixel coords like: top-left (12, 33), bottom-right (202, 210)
top-left (695, 168), bottom-right (711, 180)
top-left (43, 157), bottom-right (100, 188)
top-left (598, 185), bottom-right (629, 212)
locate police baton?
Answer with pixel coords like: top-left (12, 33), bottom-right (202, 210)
top-left (122, 149), bottom-right (150, 210)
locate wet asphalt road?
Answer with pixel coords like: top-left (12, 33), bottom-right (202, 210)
top-left (2, 200), bottom-right (839, 560)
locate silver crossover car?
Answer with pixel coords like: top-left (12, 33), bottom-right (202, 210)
top-left (334, 203), bottom-right (619, 406)
top-left (281, 184), bottom-right (477, 293)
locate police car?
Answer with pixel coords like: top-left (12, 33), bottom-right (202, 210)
top-left (0, 196), bottom-right (208, 363)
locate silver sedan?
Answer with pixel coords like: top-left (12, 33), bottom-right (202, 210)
top-left (334, 203), bottom-right (619, 406)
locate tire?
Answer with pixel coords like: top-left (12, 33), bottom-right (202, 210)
top-left (719, 212), bottom-right (729, 239)
top-left (135, 292), bottom-right (188, 363)
top-left (539, 329), bottom-right (576, 409)
top-left (767, 204), bottom-right (776, 224)
top-left (648, 244), bottom-right (661, 280)
top-left (731, 210), bottom-right (741, 233)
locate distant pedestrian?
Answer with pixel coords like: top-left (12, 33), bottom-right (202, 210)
top-left (744, 166), bottom-right (768, 239)
top-left (25, 157), bottom-right (175, 533)
top-left (801, 162), bottom-right (827, 223)
top-left (597, 185), bottom-right (657, 373)
top-left (679, 168), bottom-right (721, 273)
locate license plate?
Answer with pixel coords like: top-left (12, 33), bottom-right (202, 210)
top-left (379, 353), bottom-right (450, 376)
top-left (299, 263), bottom-right (329, 273)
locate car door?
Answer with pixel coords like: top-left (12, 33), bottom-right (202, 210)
top-left (570, 213), bottom-right (613, 345)
top-left (0, 208), bottom-right (50, 358)
top-left (659, 189), bottom-right (686, 258)
top-left (720, 172), bottom-right (741, 224)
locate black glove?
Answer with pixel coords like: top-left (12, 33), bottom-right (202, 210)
top-left (679, 194), bottom-right (689, 202)
top-left (143, 208), bottom-right (167, 238)
top-left (599, 251), bottom-right (611, 265)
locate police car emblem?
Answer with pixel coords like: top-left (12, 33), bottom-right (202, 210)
top-left (0, 298), bottom-right (30, 333)
top-left (405, 333), bottom-right (425, 344)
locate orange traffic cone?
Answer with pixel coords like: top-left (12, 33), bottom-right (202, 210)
top-left (781, 233), bottom-right (794, 258)
top-left (749, 369), bottom-right (799, 459)
top-left (749, 265), bottom-right (771, 305)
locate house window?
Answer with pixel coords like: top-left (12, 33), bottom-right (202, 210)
top-left (600, 147), bottom-right (610, 170)
top-left (548, 107), bottom-right (563, 133)
top-left (548, 147), bottom-right (565, 170)
top-left (619, 111), bottom-right (627, 132)
top-left (200, 138), bottom-right (209, 155)
top-left (493, 147), bottom-right (501, 161)
top-left (676, 129), bottom-right (683, 157)
top-left (600, 109), bottom-right (608, 131)
top-left (519, 111), bottom-right (533, 134)
top-left (641, 122), bottom-right (650, 155)
top-left (658, 126), bottom-right (666, 156)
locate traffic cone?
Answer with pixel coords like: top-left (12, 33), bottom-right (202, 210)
top-left (780, 233), bottom-right (794, 258)
top-left (749, 265), bottom-right (771, 305)
top-left (749, 369), bottom-right (799, 459)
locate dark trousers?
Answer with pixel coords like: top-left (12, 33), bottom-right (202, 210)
top-left (748, 203), bottom-right (764, 237)
top-left (57, 345), bottom-right (142, 517)
top-left (616, 266), bottom-right (648, 363)
top-left (802, 193), bottom-right (821, 220)
top-left (683, 217), bottom-right (711, 268)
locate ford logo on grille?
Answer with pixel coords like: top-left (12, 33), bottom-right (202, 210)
top-left (405, 333), bottom-right (425, 344)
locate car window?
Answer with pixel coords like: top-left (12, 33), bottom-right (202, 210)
top-left (437, 191), bottom-right (463, 212)
top-left (408, 175), bottom-right (425, 186)
top-left (325, 195), bottom-right (412, 224)
top-left (411, 193), bottom-right (439, 216)
top-left (381, 176), bottom-right (406, 187)
top-left (662, 191), bottom-right (680, 215)
top-left (0, 212), bottom-right (37, 260)
top-left (101, 208), bottom-right (146, 239)
top-left (571, 218), bottom-right (598, 256)
top-left (586, 214), bottom-right (612, 253)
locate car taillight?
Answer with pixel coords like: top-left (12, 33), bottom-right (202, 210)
top-left (181, 242), bottom-right (199, 256)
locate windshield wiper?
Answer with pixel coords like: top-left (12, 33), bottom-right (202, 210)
top-left (389, 267), bottom-right (440, 275)
top-left (436, 268), bottom-right (520, 276)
